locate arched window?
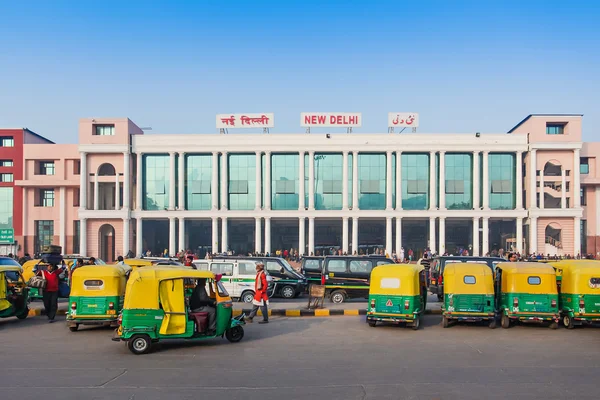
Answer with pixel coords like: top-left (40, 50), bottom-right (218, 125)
top-left (98, 163), bottom-right (116, 176)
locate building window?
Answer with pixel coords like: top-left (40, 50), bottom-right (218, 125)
top-left (38, 161), bottom-right (55, 175)
top-left (0, 187), bottom-right (13, 230)
top-left (445, 153), bottom-right (473, 210)
top-left (73, 160), bottom-right (81, 175)
top-left (38, 189), bottom-right (55, 207)
top-left (581, 187), bottom-right (586, 206)
top-left (73, 220), bottom-right (80, 254)
top-left (271, 154), bottom-right (299, 210)
top-left (34, 220), bottom-right (54, 254)
top-left (186, 154), bottom-right (212, 211)
top-left (402, 153), bottom-right (429, 210)
top-left (228, 154), bottom-right (256, 210)
top-left (143, 155), bottom-right (170, 210)
top-left (0, 160), bottom-right (13, 167)
top-left (0, 137), bottom-right (14, 147)
top-left (358, 153), bottom-right (386, 210)
top-left (73, 188), bottom-right (80, 207)
top-left (94, 125), bottom-right (115, 136)
top-left (581, 219), bottom-right (587, 255)
top-left (0, 173), bottom-right (13, 182)
top-left (546, 123), bottom-right (565, 135)
top-left (580, 158), bottom-right (589, 174)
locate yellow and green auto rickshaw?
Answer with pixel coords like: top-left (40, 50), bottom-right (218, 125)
top-left (0, 258), bottom-right (30, 320)
top-left (549, 260), bottom-right (600, 328)
top-left (441, 263), bottom-right (496, 328)
top-left (112, 267), bottom-right (245, 355)
top-left (366, 264), bottom-right (427, 330)
top-left (66, 264), bottom-right (131, 332)
top-left (495, 262), bottom-right (560, 329)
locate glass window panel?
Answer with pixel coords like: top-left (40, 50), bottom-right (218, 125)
top-left (0, 188), bottom-right (13, 229)
top-left (314, 153), bottom-right (343, 210)
top-left (445, 153), bottom-right (472, 209)
top-left (401, 153), bottom-right (429, 210)
top-left (229, 154), bottom-right (256, 210)
top-left (143, 154), bottom-right (170, 210)
top-left (358, 154), bottom-right (385, 210)
top-left (489, 153), bottom-right (515, 210)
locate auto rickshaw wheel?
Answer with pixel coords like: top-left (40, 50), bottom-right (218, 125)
top-left (128, 334), bottom-right (152, 355)
top-left (442, 316), bottom-right (449, 328)
top-left (69, 324), bottom-right (79, 332)
top-left (488, 319), bottom-right (497, 329)
top-left (16, 308), bottom-right (29, 320)
top-left (549, 321), bottom-right (559, 330)
top-left (225, 326), bottom-right (244, 343)
top-left (411, 317), bottom-right (421, 330)
top-left (368, 320), bottom-right (377, 327)
top-left (501, 314), bottom-right (511, 329)
top-left (563, 315), bottom-right (574, 329)
top-left (330, 290), bottom-right (346, 304)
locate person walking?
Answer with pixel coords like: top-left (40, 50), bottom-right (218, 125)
top-left (36, 261), bottom-right (66, 323)
top-left (245, 263), bottom-right (269, 324)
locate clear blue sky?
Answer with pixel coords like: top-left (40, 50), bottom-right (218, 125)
top-left (1, 0), bottom-right (599, 142)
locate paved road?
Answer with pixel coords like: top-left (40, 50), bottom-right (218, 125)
top-left (1, 315), bottom-right (599, 400)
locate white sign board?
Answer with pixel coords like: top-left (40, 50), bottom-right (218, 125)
top-left (216, 113), bottom-right (274, 129)
top-left (388, 113), bottom-right (419, 128)
top-left (301, 112), bottom-right (362, 128)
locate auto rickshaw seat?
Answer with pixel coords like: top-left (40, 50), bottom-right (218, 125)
top-left (189, 312), bottom-right (209, 333)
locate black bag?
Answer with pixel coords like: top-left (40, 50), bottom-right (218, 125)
top-left (41, 253), bottom-right (63, 265)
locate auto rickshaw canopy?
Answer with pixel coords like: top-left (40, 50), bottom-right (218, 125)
top-left (369, 264), bottom-right (424, 296)
top-left (548, 260), bottom-right (600, 294)
top-left (122, 258), bottom-right (154, 268)
top-left (443, 263), bottom-right (494, 295)
top-left (495, 262), bottom-right (558, 294)
top-left (70, 264), bottom-right (131, 297)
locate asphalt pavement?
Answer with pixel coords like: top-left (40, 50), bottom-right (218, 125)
top-left (1, 313), bottom-right (599, 400)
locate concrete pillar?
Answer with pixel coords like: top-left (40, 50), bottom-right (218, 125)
top-left (178, 217), bottom-right (185, 252)
top-left (540, 171), bottom-right (545, 209)
top-left (255, 152), bottom-right (262, 210)
top-left (221, 152), bottom-right (228, 210)
top-left (264, 217), bottom-right (271, 255)
top-left (178, 152), bottom-right (185, 210)
top-left (574, 148), bottom-right (581, 208)
top-left (221, 217), bottom-right (228, 253)
top-left (439, 151), bottom-right (446, 210)
top-left (212, 152), bottom-right (219, 210)
top-left (352, 217), bottom-right (359, 255)
top-left (516, 217), bottom-right (523, 254)
top-left (530, 149), bottom-right (537, 209)
top-left (135, 218), bottom-right (142, 257)
top-left (211, 217), bottom-right (219, 254)
top-left (80, 218), bottom-right (87, 256)
top-left (472, 217), bottom-right (480, 256)
top-left (22, 188), bottom-right (27, 247)
top-left (429, 151), bottom-right (436, 210)
top-left (123, 218), bottom-right (130, 256)
top-left (265, 151), bottom-right (271, 210)
top-left (298, 152), bottom-right (305, 210)
top-left (515, 151), bottom-right (523, 209)
top-left (352, 151), bottom-right (359, 209)
top-left (396, 151), bottom-right (402, 209)
top-left (439, 217), bottom-right (446, 255)
top-left (80, 152), bottom-right (87, 210)
top-left (342, 151), bottom-right (349, 209)
top-left (123, 152), bottom-right (130, 209)
top-left (93, 174), bottom-right (99, 210)
top-left (308, 151), bottom-right (315, 209)
top-left (561, 169), bottom-right (567, 209)
top-left (59, 187), bottom-right (66, 250)
top-left (308, 217), bottom-right (315, 255)
top-left (386, 151), bottom-right (393, 210)
top-left (530, 217), bottom-right (538, 255)
top-left (395, 217), bottom-right (402, 255)
top-left (482, 217), bottom-right (490, 256)
top-left (574, 217), bottom-right (581, 256)
top-left (429, 217), bottom-right (436, 255)
top-left (115, 174), bottom-right (120, 210)
top-left (255, 217), bottom-right (262, 254)
top-left (169, 217), bottom-right (176, 256)
top-left (473, 151), bottom-right (480, 209)
top-left (169, 152), bottom-right (176, 210)
top-left (386, 217), bottom-right (393, 256)
top-left (482, 151), bottom-right (490, 209)
top-left (298, 217), bottom-right (306, 256)
top-left (342, 217), bottom-right (349, 253)
top-left (136, 152), bottom-right (143, 210)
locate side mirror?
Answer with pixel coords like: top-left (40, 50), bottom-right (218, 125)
top-left (280, 268), bottom-right (284, 274)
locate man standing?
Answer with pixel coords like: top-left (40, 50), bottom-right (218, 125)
top-left (35, 261), bottom-right (66, 323)
top-left (246, 263), bottom-right (269, 324)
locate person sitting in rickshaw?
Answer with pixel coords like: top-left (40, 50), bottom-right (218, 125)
top-left (189, 279), bottom-right (216, 334)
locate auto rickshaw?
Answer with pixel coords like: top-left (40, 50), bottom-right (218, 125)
top-left (549, 260), bottom-right (600, 328)
top-left (366, 264), bottom-right (427, 330)
top-left (0, 259), bottom-right (30, 320)
top-left (495, 262), bottom-right (560, 329)
top-left (441, 263), bottom-right (496, 328)
top-left (122, 258), bottom-right (154, 270)
top-left (66, 264), bottom-right (131, 332)
top-left (112, 267), bottom-right (245, 354)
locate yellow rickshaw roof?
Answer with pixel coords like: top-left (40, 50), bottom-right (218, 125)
top-left (0, 265), bottom-right (23, 272)
top-left (123, 258), bottom-right (154, 267)
top-left (72, 264), bottom-right (131, 278)
top-left (371, 263), bottom-right (423, 278)
top-left (495, 261), bottom-right (557, 275)
top-left (443, 263), bottom-right (492, 276)
top-left (548, 260), bottom-right (600, 269)
top-left (130, 267), bottom-right (215, 281)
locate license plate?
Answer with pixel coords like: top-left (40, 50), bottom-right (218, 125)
top-left (107, 310), bottom-right (116, 315)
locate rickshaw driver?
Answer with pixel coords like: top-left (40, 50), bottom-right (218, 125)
top-left (190, 278), bottom-right (216, 334)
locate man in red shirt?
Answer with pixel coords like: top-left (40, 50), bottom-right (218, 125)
top-left (36, 261), bottom-right (66, 323)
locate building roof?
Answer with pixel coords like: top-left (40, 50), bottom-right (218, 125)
top-left (507, 114), bottom-right (584, 134)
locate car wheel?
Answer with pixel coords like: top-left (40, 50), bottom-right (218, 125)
top-left (225, 326), bottom-right (244, 343)
top-left (127, 334), bottom-right (152, 355)
top-left (501, 313), bottom-right (511, 329)
top-left (563, 315), bottom-right (574, 329)
top-left (330, 290), bottom-right (346, 304)
top-left (280, 285), bottom-right (295, 299)
top-left (442, 316), bottom-right (449, 328)
top-left (412, 317), bottom-right (421, 330)
top-left (69, 324), bottom-right (79, 332)
top-left (241, 291), bottom-right (255, 303)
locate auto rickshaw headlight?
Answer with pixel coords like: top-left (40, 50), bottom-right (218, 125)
top-left (108, 302), bottom-right (115, 310)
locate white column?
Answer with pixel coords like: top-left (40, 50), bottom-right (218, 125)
top-left (385, 217), bottom-right (393, 256)
top-left (574, 217), bottom-right (581, 256)
top-left (396, 151), bottom-right (402, 209)
top-left (516, 217), bottom-right (523, 254)
top-left (221, 151), bottom-right (228, 210)
top-left (59, 187), bottom-right (66, 250)
top-left (169, 152), bottom-right (176, 210)
top-left (429, 151), bottom-right (436, 210)
top-left (298, 217), bottom-right (306, 256)
top-left (178, 217), bottom-right (185, 252)
top-left (265, 151), bottom-right (271, 210)
top-left (482, 217), bottom-right (490, 256)
top-left (472, 217), bottom-right (480, 256)
top-left (308, 151), bottom-right (315, 209)
top-left (473, 151), bottom-right (480, 209)
top-left (342, 217), bottom-right (349, 253)
top-left (93, 174), bottom-right (99, 210)
top-left (352, 217), bottom-right (358, 255)
top-left (439, 151), bottom-right (446, 210)
top-left (530, 149), bottom-right (537, 209)
top-left (115, 174), bottom-right (120, 210)
top-left (169, 217), bottom-right (176, 256)
top-left (482, 151), bottom-right (490, 209)
top-left (135, 218), bottom-right (142, 257)
top-left (308, 217), bottom-right (315, 255)
top-left (123, 218), bottom-right (130, 255)
top-left (22, 188), bottom-right (27, 245)
top-left (211, 217), bottom-right (219, 254)
top-left (597, 187), bottom-right (600, 244)
top-left (530, 217), bottom-right (538, 255)
top-left (123, 152), bottom-right (130, 209)
top-left (395, 217), bottom-right (402, 255)
top-left (386, 151), bottom-right (393, 210)
top-left (212, 152), bottom-right (219, 210)
top-left (178, 152), bottom-right (185, 210)
top-left (352, 151), bottom-right (359, 209)
top-left (255, 217), bottom-right (262, 254)
top-left (515, 151), bottom-right (523, 209)
top-left (135, 152), bottom-right (143, 210)
top-left (540, 171), bottom-right (545, 209)
top-left (561, 169), bottom-right (567, 209)
top-left (298, 152), bottom-right (305, 210)
top-left (221, 217), bottom-right (228, 253)
top-left (80, 152), bottom-right (87, 210)
top-left (439, 217), bottom-right (446, 255)
top-left (342, 151), bottom-right (349, 210)
top-left (574, 148), bottom-right (581, 208)
top-left (80, 218), bottom-right (87, 256)
top-left (264, 217), bottom-right (271, 255)
top-left (255, 152), bottom-right (262, 210)
top-left (429, 217), bottom-right (436, 255)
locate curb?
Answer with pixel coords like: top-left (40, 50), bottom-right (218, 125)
top-left (28, 307), bottom-right (68, 317)
top-left (233, 308), bottom-right (442, 317)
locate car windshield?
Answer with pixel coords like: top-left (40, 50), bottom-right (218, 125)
top-left (280, 259), bottom-right (302, 278)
